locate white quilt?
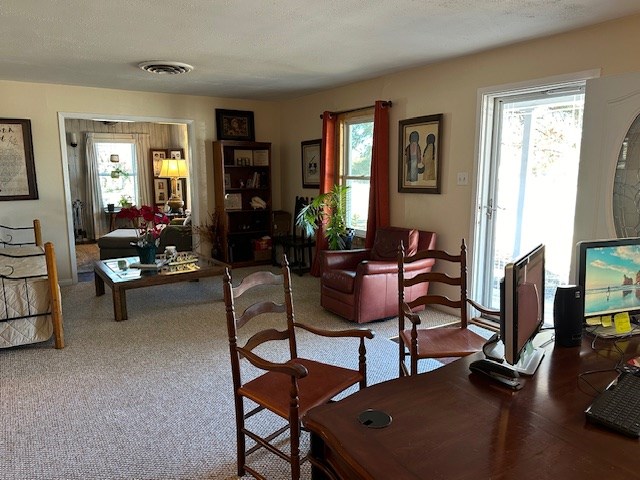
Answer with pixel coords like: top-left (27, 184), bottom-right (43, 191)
top-left (0, 246), bottom-right (54, 348)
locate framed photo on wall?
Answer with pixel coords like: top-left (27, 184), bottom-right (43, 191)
top-left (150, 149), bottom-right (167, 177)
top-left (215, 109), bottom-right (255, 141)
top-left (398, 114), bottom-right (443, 194)
top-left (154, 178), bottom-right (168, 204)
top-left (169, 148), bottom-right (184, 159)
top-left (0, 118), bottom-right (38, 200)
top-left (301, 139), bottom-right (321, 189)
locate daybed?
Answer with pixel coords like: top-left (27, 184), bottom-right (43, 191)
top-left (0, 220), bottom-right (64, 349)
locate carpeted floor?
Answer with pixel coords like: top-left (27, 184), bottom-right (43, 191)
top-left (0, 266), bottom-right (465, 480)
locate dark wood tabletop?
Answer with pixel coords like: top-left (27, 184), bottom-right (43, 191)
top-left (304, 332), bottom-right (640, 479)
top-left (94, 255), bottom-right (228, 321)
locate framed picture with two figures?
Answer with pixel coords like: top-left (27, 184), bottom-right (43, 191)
top-left (398, 114), bottom-right (443, 194)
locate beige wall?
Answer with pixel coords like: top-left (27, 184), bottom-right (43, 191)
top-left (0, 81), bottom-right (280, 283)
top-left (4, 13), bottom-right (640, 285)
top-left (278, 14), bottom-right (640, 261)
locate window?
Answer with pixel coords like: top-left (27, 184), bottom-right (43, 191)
top-left (94, 141), bottom-right (138, 207)
top-left (339, 112), bottom-right (374, 236)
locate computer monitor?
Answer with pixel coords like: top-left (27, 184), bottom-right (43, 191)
top-left (500, 244), bottom-right (546, 374)
top-left (577, 237), bottom-right (640, 322)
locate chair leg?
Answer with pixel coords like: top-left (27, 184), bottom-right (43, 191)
top-left (234, 397), bottom-right (246, 476)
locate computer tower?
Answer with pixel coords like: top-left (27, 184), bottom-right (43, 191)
top-left (553, 285), bottom-right (584, 347)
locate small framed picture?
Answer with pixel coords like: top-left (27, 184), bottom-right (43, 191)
top-left (301, 139), bottom-right (321, 189)
top-left (216, 109), bottom-right (255, 141)
top-left (150, 149), bottom-right (167, 177)
top-left (224, 173), bottom-right (231, 189)
top-left (154, 178), bottom-right (168, 203)
top-left (398, 114), bottom-right (443, 194)
top-left (169, 148), bottom-right (184, 159)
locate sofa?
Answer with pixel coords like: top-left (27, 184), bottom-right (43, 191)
top-left (97, 221), bottom-right (193, 260)
top-left (320, 227), bottom-right (437, 323)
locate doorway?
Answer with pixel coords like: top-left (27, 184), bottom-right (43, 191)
top-left (471, 78), bottom-right (590, 322)
top-left (59, 114), bottom-right (196, 283)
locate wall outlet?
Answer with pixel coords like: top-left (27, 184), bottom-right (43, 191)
top-left (457, 172), bottom-right (469, 186)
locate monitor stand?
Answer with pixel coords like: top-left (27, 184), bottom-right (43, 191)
top-left (483, 337), bottom-right (545, 376)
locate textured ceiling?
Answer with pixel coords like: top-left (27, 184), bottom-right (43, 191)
top-left (1, 0), bottom-right (639, 101)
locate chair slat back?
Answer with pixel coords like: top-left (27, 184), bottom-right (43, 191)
top-left (398, 239), bottom-right (468, 327)
top-left (223, 259), bottom-right (299, 390)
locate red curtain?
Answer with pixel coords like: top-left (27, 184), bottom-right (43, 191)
top-left (310, 111), bottom-right (337, 277)
top-left (365, 101), bottom-right (391, 247)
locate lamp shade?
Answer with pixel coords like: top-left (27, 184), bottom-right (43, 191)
top-left (110, 154), bottom-right (120, 163)
top-left (159, 158), bottom-right (188, 178)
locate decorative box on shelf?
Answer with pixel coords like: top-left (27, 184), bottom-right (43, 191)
top-left (253, 236), bottom-right (272, 261)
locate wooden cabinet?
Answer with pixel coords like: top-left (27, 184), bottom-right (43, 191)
top-left (213, 140), bottom-right (272, 266)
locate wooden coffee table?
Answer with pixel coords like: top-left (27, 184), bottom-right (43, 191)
top-left (94, 255), bottom-right (228, 321)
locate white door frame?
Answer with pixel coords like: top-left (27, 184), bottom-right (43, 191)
top-left (57, 113), bottom-right (197, 284)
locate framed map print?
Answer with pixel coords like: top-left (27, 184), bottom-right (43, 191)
top-left (0, 118), bottom-right (38, 200)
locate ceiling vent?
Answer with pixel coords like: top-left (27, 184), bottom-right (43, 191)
top-left (138, 61), bottom-right (194, 75)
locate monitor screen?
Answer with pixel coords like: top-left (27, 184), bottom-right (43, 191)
top-left (503, 244), bottom-right (545, 367)
top-left (577, 237), bottom-right (640, 320)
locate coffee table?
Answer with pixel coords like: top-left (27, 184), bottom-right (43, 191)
top-left (94, 254), bottom-right (228, 321)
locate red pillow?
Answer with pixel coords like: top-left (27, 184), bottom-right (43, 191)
top-left (371, 227), bottom-right (418, 260)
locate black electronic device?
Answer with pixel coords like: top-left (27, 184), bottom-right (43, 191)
top-left (484, 244), bottom-right (546, 376)
top-left (469, 359), bottom-right (520, 378)
top-left (585, 372), bottom-right (640, 437)
top-left (553, 285), bottom-right (584, 347)
top-left (469, 359), bottom-right (522, 389)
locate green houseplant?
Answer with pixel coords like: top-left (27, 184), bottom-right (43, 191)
top-left (296, 184), bottom-right (354, 250)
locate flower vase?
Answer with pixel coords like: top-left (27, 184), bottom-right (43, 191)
top-left (136, 244), bottom-right (157, 265)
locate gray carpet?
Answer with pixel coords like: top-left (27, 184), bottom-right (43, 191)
top-left (0, 266), bottom-right (461, 480)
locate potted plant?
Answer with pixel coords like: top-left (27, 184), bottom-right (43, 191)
top-left (193, 212), bottom-right (221, 258)
top-left (296, 184), bottom-right (354, 250)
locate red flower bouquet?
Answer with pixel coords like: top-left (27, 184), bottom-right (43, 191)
top-left (116, 205), bottom-right (170, 247)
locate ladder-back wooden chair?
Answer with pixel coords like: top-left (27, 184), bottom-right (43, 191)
top-left (397, 239), bottom-right (486, 376)
top-left (223, 256), bottom-right (375, 479)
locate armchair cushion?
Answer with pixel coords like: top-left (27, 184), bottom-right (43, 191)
top-left (370, 227), bottom-right (418, 260)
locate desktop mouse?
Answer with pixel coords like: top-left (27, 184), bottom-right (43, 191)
top-left (469, 359), bottom-right (520, 378)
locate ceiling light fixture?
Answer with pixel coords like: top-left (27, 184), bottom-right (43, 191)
top-left (138, 61), bottom-right (194, 75)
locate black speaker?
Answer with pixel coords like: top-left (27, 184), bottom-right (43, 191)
top-left (553, 285), bottom-right (584, 347)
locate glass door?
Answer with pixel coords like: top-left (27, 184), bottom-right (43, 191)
top-left (472, 85), bottom-right (585, 322)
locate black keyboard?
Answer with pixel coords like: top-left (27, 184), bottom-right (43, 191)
top-left (585, 372), bottom-right (640, 437)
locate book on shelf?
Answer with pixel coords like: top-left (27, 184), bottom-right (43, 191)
top-left (252, 171), bottom-right (260, 188)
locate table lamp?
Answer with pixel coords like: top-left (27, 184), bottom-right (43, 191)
top-left (159, 158), bottom-right (188, 213)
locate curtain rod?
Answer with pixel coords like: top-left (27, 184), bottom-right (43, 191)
top-left (320, 101), bottom-right (392, 119)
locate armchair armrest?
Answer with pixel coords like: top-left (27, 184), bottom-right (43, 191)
top-left (237, 346), bottom-right (309, 378)
top-left (321, 248), bottom-right (372, 271)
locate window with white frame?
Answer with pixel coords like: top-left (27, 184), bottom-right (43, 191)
top-left (339, 111), bottom-right (374, 236)
top-left (94, 141), bottom-right (139, 207)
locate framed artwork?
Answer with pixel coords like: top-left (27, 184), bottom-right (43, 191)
top-left (215, 109), bottom-right (255, 141)
top-left (169, 148), bottom-right (184, 159)
top-left (151, 149), bottom-right (167, 177)
top-left (0, 118), bottom-right (38, 200)
top-left (154, 178), bottom-right (168, 204)
top-left (398, 114), bottom-right (443, 194)
top-left (301, 139), bottom-right (321, 189)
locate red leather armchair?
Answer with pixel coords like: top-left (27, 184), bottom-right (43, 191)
top-left (320, 227), bottom-right (437, 323)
